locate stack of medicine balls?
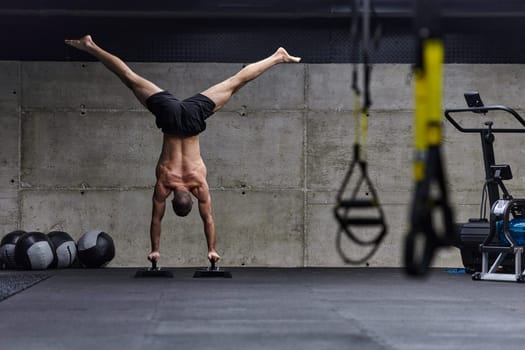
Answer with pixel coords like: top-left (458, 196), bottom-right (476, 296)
top-left (0, 230), bottom-right (115, 270)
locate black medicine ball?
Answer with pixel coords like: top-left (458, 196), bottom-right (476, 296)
top-left (15, 232), bottom-right (56, 270)
top-left (1, 230), bottom-right (26, 269)
top-left (77, 230), bottom-right (115, 268)
top-left (48, 231), bottom-right (77, 268)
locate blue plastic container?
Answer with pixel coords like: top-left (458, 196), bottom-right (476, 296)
top-left (496, 218), bottom-right (525, 245)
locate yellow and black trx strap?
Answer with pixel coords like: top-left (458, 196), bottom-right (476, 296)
top-left (404, 0), bottom-right (455, 276)
top-left (334, 0), bottom-right (387, 264)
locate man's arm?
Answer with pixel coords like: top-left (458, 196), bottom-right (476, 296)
top-left (149, 182), bottom-right (170, 262)
top-left (196, 186), bottom-right (221, 262)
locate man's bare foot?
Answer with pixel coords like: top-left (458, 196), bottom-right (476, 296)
top-left (275, 47), bottom-right (301, 63)
top-left (64, 35), bottom-right (95, 52)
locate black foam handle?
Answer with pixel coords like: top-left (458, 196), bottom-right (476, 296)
top-left (340, 199), bottom-right (376, 208)
top-left (152, 260), bottom-right (157, 270)
top-left (343, 217), bottom-right (384, 226)
top-left (210, 259), bottom-right (216, 270)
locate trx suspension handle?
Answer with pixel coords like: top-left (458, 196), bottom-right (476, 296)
top-left (404, 0), bottom-right (455, 276)
top-left (334, 0), bottom-right (387, 264)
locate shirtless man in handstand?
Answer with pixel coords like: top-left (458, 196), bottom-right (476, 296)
top-left (65, 35), bottom-right (301, 265)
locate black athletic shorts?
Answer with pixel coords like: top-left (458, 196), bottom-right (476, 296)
top-left (145, 91), bottom-right (216, 136)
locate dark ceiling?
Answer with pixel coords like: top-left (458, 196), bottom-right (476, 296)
top-left (2, 0), bottom-right (525, 63)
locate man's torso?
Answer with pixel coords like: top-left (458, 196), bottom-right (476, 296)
top-left (156, 134), bottom-right (207, 194)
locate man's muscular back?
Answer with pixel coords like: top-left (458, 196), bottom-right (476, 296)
top-left (156, 134), bottom-right (207, 195)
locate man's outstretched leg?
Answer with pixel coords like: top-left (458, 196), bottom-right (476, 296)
top-left (65, 35), bottom-right (162, 106)
top-left (201, 48), bottom-right (301, 112)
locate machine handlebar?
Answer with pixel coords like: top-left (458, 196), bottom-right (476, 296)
top-left (444, 105), bottom-right (525, 133)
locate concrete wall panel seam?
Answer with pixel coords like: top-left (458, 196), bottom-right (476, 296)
top-left (17, 61), bottom-right (22, 230)
top-left (22, 107), bottom-right (148, 113)
top-left (18, 187), bottom-right (310, 192)
top-left (303, 64), bottom-right (310, 267)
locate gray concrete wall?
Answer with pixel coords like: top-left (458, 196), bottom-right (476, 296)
top-left (2, 60), bottom-right (525, 268)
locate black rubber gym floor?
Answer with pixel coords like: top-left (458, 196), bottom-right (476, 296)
top-left (1, 268), bottom-right (524, 350)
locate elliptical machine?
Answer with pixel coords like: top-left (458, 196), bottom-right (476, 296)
top-left (445, 92), bottom-right (525, 282)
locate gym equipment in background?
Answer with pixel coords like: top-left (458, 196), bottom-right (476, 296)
top-left (445, 92), bottom-right (525, 282)
top-left (193, 259), bottom-right (232, 278)
top-left (77, 230), bottom-right (115, 268)
top-left (134, 260), bottom-right (173, 278)
top-left (48, 231), bottom-right (77, 268)
top-left (1, 230), bottom-right (26, 269)
top-left (14, 232), bottom-right (56, 270)
top-left (333, 0), bottom-right (388, 265)
top-left (404, 0), bottom-right (455, 276)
